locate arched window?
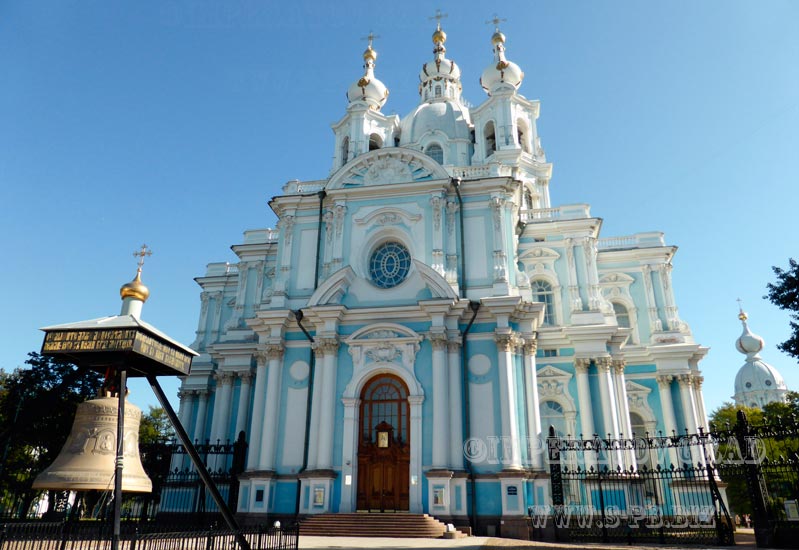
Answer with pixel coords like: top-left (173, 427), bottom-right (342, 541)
top-left (531, 280), bottom-right (555, 326)
top-left (425, 143), bottom-right (444, 164)
top-left (484, 121), bottom-right (496, 157)
top-left (360, 374), bottom-right (409, 444)
top-left (435, 85), bottom-right (442, 98)
top-left (540, 400), bottom-right (566, 437)
top-left (341, 136), bottom-right (350, 164)
top-left (630, 412), bottom-right (651, 469)
top-left (523, 188), bottom-right (534, 210)
top-left (369, 133), bottom-right (383, 151)
top-left (613, 302), bottom-right (631, 328)
top-left (517, 118), bottom-right (531, 153)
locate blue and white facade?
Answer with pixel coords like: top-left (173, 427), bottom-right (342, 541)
top-left (175, 23), bottom-right (710, 529)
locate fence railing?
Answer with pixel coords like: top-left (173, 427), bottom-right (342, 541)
top-left (0, 521), bottom-right (299, 550)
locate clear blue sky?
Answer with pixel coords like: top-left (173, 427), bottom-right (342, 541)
top-left (1, 1), bottom-right (797, 417)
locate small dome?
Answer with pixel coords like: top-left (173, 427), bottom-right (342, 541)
top-left (734, 359), bottom-right (787, 396)
top-left (418, 22), bottom-right (462, 102)
top-left (480, 29), bottom-right (524, 95)
top-left (735, 310), bottom-right (764, 357)
top-left (120, 269), bottom-right (150, 303)
top-left (347, 43), bottom-right (389, 111)
top-left (732, 308), bottom-right (788, 408)
top-left (400, 100), bottom-right (472, 145)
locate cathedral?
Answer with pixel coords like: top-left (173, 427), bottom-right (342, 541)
top-left (173, 19), bottom-right (710, 532)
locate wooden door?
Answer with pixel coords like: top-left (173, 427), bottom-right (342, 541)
top-left (356, 375), bottom-right (410, 511)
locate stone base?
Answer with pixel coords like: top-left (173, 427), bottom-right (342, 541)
top-left (298, 470), bottom-right (337, 514)
top-left (237, 470), bottom-right (276, 514)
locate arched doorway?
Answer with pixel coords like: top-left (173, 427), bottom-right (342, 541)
top-left (357, 374), bottom-right (410, 511)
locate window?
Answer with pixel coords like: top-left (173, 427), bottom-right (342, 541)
top-left (613, 302), bottom-right (631, 328)
top-left (539, 401), bottom-right (566, 437)
top-left (484, 121), bottom-right (496, 157)
top-left (538, 349), bottom-right (557, 358)
top-left (523, 188), bottom-right (534, 210)
top-left (369, 133), bottom-right (383, 151)
top-left (341, 136), bottom-right (349, 164)
top-left (425, 143), bottom-right (444, 164)
top-left (369, 242), bottom-right (411, 289)
top-left (531, 280), bottom-right (555, 326)
top-left (435, 85), bottom-right (442, 98)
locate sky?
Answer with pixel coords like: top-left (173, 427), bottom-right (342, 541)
top-left (1, 1), bottom-right (797, 417)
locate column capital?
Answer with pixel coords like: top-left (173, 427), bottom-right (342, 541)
top-left (574, 357), bottom-right (591, 373)
top-left (194, 389), bottom-right (209, 399)
top-left (177, 389), bottom-right (191, 401)
top-left (265, 344), bottom-right (284, 360)
top-left (313, 336), bottom-right (340, 356)
top-left (254, 350), bottom-right (269, 367)
top-left (214, 371), bottom-right (236, 384)
top-left (691, 374), bottom-right (704, 389)
top-left (238, 371), bottom-right (254, 384)
top-left (612, 358), bottom-right (626, 374)
top-left (428, 331), bottom-right (449, 351)
top-left (595, 356), bottom-right (613, 372)
top-left (523, 339), bottom-right (538, 355)
top-left (447, 340), bottom-right (461, 353)
top-left (677, 373), bottom-right (694, 385)
top-left (656, 374), bottom-right (674, 388)
top-left (494, 332), bottom-right (517, 352)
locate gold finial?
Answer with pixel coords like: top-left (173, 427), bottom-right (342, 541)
top-left (429, 9), bottom-right (448, 44)
top-left (737, 298), bottom-right (747, 321)
top-left (487, 13), bottom-right (507, 45)
top-left (361, 31), bottom-right (379, 61)
top-left (121, 244), bottom-right (152, 303)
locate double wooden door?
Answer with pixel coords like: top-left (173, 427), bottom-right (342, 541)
top-left (356, 375), bottom-right (410, 511)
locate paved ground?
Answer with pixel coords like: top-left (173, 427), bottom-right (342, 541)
top-left (299, 528), bottom-right (757, 550)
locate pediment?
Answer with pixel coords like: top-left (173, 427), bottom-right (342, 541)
top-left (327, 149), bottom-right (450, 190)
top-left (354, 207), bottom-right (422, 226)
top-left (519, 247), bottom-right (561, 262)
top-left (537, 364), bottom-right (572, 380)
top-left (599, 272), bottom-right (636, 286)
top-left (625, 380), bottom-right (651, 395)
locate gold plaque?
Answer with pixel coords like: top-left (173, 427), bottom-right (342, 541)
top-left (378, 431), bottom-right (389, 448)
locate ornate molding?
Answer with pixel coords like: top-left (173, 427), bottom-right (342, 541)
top-left (573, 357), bottom-right (591, 373)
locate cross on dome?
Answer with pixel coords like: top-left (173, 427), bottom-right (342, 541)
top-left (486, 14), bottom-right (507, 32)
top-left (429, 9), bottom-right (447, 30)
top-left (133, 243), bottom-right (152, 271)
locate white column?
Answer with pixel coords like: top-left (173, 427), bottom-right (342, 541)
top-left (171, 389), bottom-right (193, 471)
top-left (574, 359), bottom-right (596, 470)
top-left (234, 371), bottom-right (253, 439)
top-left (258, 345), bottom-right (284, 471)
top-left (246, 352), bottom-right (268, 470)
top-left (523, 340), bottom-right (543, 470)
top-left (210, 372), bottom-right (235, 444)
top-left (656, 375), bottom-right (680, 466)
top-left (612, 359), bottom-right (636, 470)
top-left (495, 333), bottom-right (522, 469)
top-left (193, 390), bottom-right (209, 444)
top-left (447, 341), bottom-right (464, 469)
top-left (306, 345), bottom-right (325, 470)
top-left (431, 332), bottom-right (450, 469)
top-left (339, 398), bottom-right (360, 512)
top-left (409, 395), bottom-right (424, 513)
top-left (596, 357), bottom-right (623, 469)
top-left (316, 337), bottom-right (339, 470)
top-left (678, 374), bottom-right (702, 466)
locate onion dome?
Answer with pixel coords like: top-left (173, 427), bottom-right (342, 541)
top-left (480, 28), bottom-right (524, 95)
top-left (733, 307), bottom-right (788, 408)
top-left (735, 309), bottom-right (764, 358)
top-left (347, 38), bottom-right (389, 111)
top-left (120, 267), bottom-right (150, 303)
top-left (418, 22), bottom-right (462, 102)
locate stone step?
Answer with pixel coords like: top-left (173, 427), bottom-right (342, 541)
top-left (299, 513), bottom-right (462, 538)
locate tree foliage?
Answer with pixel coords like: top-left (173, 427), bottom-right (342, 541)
top-left (0, 353), bottom-right (103, 499)
top-left (765, 257), bottom-right (799, 361)
top-left (139, 406), bottom-right (175, 444)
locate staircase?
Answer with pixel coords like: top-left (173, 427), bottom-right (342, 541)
top-left (299, 512), bottom-right (460, 538)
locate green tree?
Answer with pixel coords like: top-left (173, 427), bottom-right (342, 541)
top-left (139, 406), bottom-right (175, 444)
top-left (0, 352), bottom-right (103, 517)
top-left (765, 258), bottom-right (799, 361)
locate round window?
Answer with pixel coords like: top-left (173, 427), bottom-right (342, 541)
top-left (745, 382), bottom-right (752, 388)
top-left (765, 380), bottom-right (772, 386)
top-left (369, 242), bottom-right (411, 288)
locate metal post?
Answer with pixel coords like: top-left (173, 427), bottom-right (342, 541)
top-left (547, 426), bottom-right (565, 541)
top-left (112, 367), bottom-right (127, 550)
top-left (146, 375), bottom-right (251, 550)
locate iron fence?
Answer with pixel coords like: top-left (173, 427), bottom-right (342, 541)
top-left (0, 521), bottom-right (299, 550)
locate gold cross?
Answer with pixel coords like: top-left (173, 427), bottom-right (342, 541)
top-left (486, 14), bottom-right (507, 32)
top-left (361, 31), bottom-right (380, 49)
top-left (429, 9), bottom-right (447, 30)
top-left (133, 244), bottom-right (152, 270)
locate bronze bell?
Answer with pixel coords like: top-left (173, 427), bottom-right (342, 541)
top-left (33, 394), bottom-right (152, 493)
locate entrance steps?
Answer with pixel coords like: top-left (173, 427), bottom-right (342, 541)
top-left (299, 512), bottom-right (463, 538)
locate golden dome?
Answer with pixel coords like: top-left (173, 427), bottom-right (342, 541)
top-left (363, 45), bottom-right (377, 61)
top-left (491, 31), bottom-right (506, 45)
top-left (433, 28), bottom-right (447, 44)
top-left (120, 269), bottom-right (150, 303)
